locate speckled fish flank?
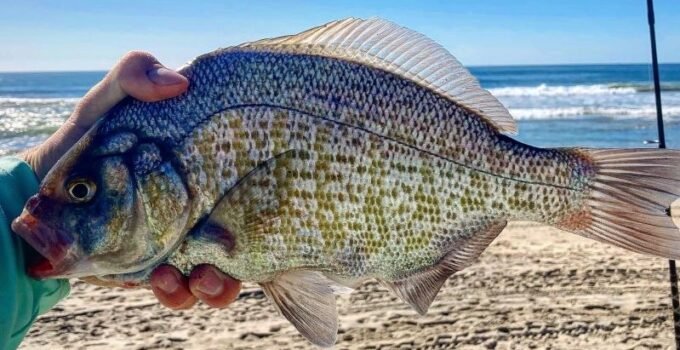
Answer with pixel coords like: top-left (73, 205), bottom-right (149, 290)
top-left (14, 18), bottom-right (680, 347)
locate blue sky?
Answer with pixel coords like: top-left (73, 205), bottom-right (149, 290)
top-left (0, 0), bottom-right (678, 72)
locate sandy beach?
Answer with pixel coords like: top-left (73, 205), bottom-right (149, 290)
top-left (18, 221), bottom-right (677, 350)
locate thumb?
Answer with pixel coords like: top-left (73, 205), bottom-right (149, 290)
top-left (71, 51), bottom-right (189, 129)
top-left (25, 52), bottom-right (189, 178)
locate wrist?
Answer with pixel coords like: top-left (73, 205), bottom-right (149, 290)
top-left (17, 148), bottom-right (39, 177)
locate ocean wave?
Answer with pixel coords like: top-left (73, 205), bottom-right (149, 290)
top-left (608, 83), bottom-right (680, 92)
top-left (0, 134), bottom-right (50, 157)
top-left (0, 87), bottom-right (91, 97)
top-left (0, 96), bottom-right (80, 104)
top-left (510, 106), bottom-right (680, 120)
top-left (489, 83), bottom-right (680, 97)
top-left (0, 97), bottom-right (77, 138)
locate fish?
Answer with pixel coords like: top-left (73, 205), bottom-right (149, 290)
top-left (11, 18), bottom-right (680, 347)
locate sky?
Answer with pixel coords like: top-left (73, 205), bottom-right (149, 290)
top-left (0, 0), bottom-right (678, 72)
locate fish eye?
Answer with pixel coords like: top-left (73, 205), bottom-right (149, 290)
top-left (66, 178), bottom-right (97, 203)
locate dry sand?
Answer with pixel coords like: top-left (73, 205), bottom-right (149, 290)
top-left (19, 222), bottom-right (677, 349)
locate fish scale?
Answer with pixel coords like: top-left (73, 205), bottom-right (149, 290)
top-left (14, 18), bottom-right (680, 347)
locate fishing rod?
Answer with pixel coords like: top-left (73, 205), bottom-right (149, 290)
top-left (645, 0), bottom-right (680, 347)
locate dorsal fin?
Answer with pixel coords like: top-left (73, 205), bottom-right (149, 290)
top-left (242, 18), bottom-right (517, 134)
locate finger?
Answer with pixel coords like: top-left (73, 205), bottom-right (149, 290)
top-left (73, 51), bottom-right (188, 128)
top-left (150, 265), bottom-right (198, 310)
top-left (116, 51), bottom-right (189, 103)
top-left (188, 264), bottom-right (242, 308)
top-left (23, 51), bottom-right (189, 178)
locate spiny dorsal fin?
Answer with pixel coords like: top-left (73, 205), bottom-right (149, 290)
top-left (382, 220), bottom-right (507, 314)
top-left (243, 18), bottom-right (516, 134)
top-left (261, 270), bottom-right (339, 347)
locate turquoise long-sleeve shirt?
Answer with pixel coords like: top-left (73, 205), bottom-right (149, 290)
top-left (0, 157), bottom-right (70, 350)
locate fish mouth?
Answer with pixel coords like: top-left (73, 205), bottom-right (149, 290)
top-left (11, 211), bottom-right (83, 279)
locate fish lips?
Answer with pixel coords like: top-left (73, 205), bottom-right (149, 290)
top-left (11, 211), bottom-right (82, 279)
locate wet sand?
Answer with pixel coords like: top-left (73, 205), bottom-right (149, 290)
top-left (19, 222), bottom-right (677, 349)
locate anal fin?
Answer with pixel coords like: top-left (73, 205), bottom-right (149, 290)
top-left (382, 219), bottom-right (507, 315)
top-left (260, 270), bottom-right (339, 347)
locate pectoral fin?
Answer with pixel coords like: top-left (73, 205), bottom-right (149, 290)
top-left (260, 270), bottom-right (339, 347)
top-left (191, 150), bottom-right (301, 249)
top-left (382, 220), bottom-right (507, 314)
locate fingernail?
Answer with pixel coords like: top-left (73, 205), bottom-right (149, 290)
top-left (147, 66), bottom-right (186, 86)
top-left (154, 271), bottom-right (180, 294)
top-left (197, 268), bottom-right (224, 297)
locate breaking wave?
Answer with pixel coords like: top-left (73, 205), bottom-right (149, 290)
top-left (0, 97), bottom-right (80, 154)
top-left (510, 106), bottom-right (680, 120)
top-left (0, 96), bottom-right (80, 104)
top-left (489, 83), bottom-right (680, 97)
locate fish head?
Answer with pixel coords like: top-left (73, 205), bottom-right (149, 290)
top-left (12, 124), bottom-right (191, 279)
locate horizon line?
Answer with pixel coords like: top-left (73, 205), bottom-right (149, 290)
top-left (1, 61), bottom-right (679, 74)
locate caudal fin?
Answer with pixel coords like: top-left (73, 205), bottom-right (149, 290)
top-left (558, 148), bottom-right (680, 259)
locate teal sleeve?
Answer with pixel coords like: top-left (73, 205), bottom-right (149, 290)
top-left (0, 157), bottom-right (70, 350)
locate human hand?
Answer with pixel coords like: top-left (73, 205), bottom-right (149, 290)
top-left (21, 51), bottom-right (190, 179)
top-left (19, 51), bottom-right (241, 310)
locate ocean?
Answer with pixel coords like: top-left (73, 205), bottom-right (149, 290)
top-left (1, 64), bottom-right (680, 156)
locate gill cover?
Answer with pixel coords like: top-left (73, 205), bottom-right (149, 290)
top-left (84, 131), bottom-right (193, 277)
top-left (15, 124), bottom-right (192, 279)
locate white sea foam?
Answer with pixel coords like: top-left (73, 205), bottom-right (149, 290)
top-left (510, 106), bottom-right (680, 120)
top-left (0, 96), bottom-right (81, 104)
top-left (0, 97), bottom-right (77, 143)
top-left (489, 84), bottom-right (639, 97)
top-left (487, 82), bottom-right (680, 120)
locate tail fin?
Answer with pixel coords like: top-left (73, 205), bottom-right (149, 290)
top-left (558, 148), bottom-right (680, 259)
